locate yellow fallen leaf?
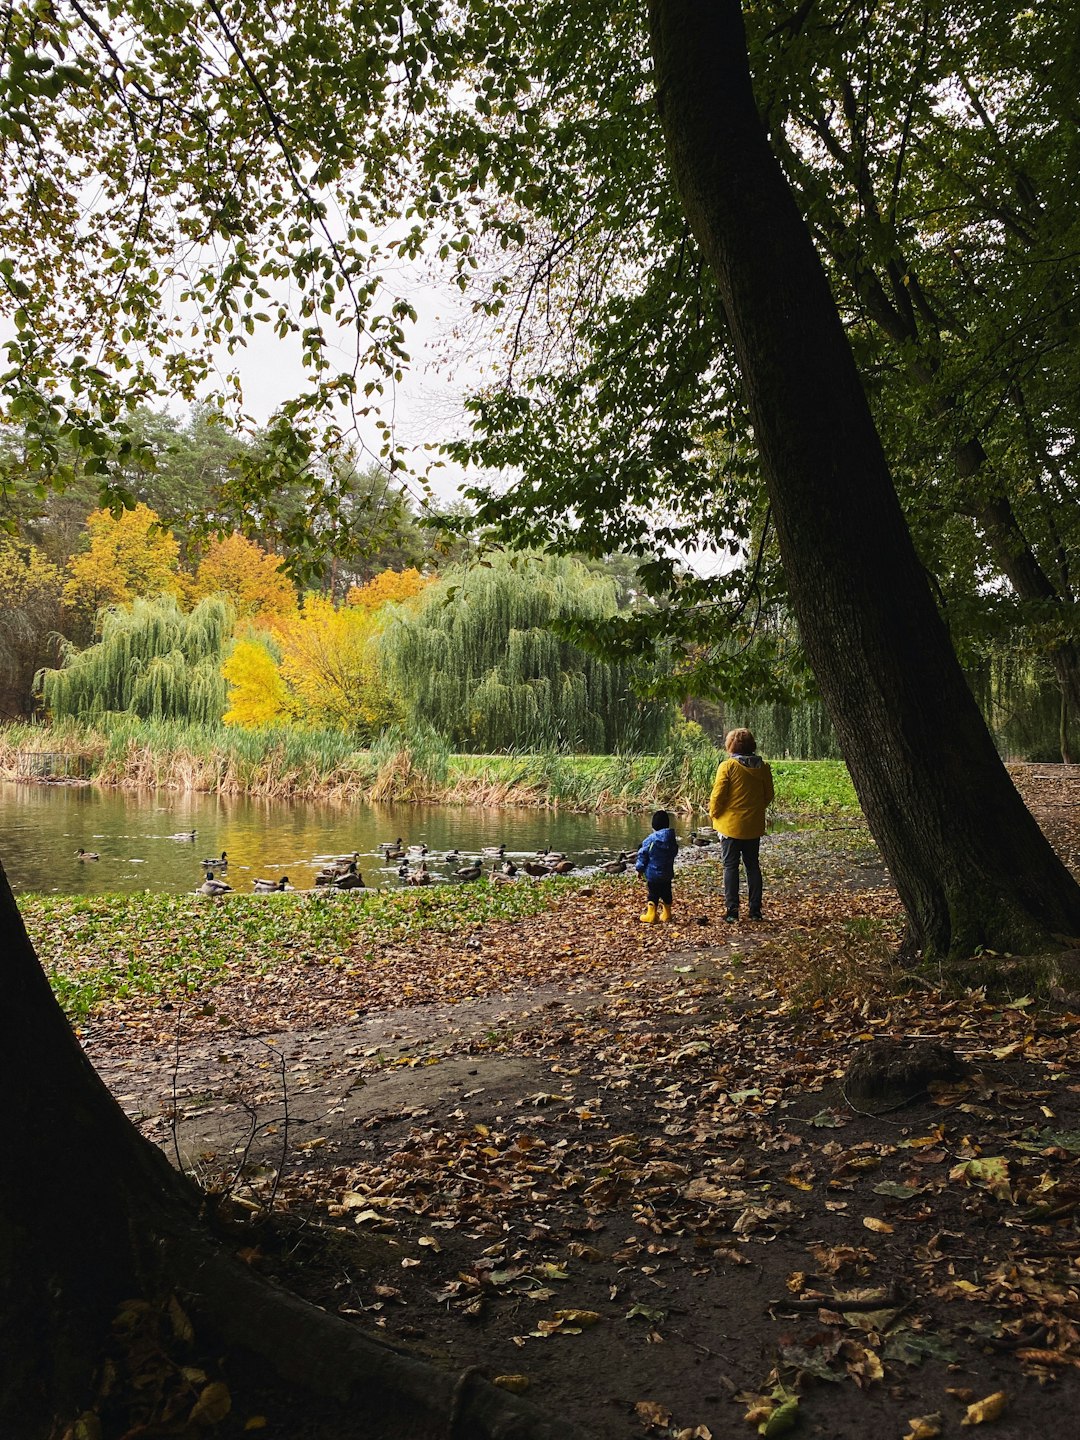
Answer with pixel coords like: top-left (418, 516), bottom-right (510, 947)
top-left (243, 1420), bottom-right (267, 1433)
top-left (189, 1381), bottom-right (231, 1426)
top-left (492, 1375), bottom-right (531, 1394)
top-left (862, 1216), bottom-right (894, 1233)
top-left (961, 1392), bottom-right (1008, 1426)
top-left (553, 1309), bottom-right (602, 1327)
top-left (904, 1414), bottom-right (942, 1440)
top-left (635, 1399), bottom-right (671, 1427)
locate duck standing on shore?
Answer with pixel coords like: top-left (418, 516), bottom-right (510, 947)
top-left (252, 876), bottom-right (290, 893)
top-left (198, 871), bottom-right (232, 895)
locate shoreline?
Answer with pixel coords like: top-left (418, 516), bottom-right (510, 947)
top-left (0, 719), bottom-right (860, 814)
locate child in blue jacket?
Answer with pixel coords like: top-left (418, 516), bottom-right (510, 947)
top-left (636, 809), bottom-right (679, 923)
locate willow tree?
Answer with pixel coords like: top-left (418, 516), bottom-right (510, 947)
top-left (381, 554), bottom-right (672, 752)
top-left (40, 595), bottom-right (233, 725)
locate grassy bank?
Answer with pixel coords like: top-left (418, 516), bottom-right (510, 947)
top-left (24, 881), bottom-right (577, 1024)
top-left (0, 717), bottom-right (858, 814)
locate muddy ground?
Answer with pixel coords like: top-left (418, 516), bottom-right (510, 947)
top-left (78, 771), bottom-right (1080, 1439)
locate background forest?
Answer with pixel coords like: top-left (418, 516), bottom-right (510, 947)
top-left (0, 405), bottom-right (1066, 761)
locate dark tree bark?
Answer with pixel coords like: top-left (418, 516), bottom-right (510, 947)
top-left (648, 0), bottom-right (1080, 959)
top-left (0, 868), bottom-right (584, 1440)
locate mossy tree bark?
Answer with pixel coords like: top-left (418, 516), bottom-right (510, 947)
top-left (0, 868), bottom-right (583, 1440)
top-left (648, 0), bottom-right (1080, 959)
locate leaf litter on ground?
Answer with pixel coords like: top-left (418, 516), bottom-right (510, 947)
top-left (24, 788), bottom-right (1080, 1439)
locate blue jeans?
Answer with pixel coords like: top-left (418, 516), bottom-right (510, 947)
top-left (720, 836), bottom-right (762, 917)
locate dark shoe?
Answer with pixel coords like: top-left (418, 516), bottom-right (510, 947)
top-left (749, 911), bottom-right (763, 921)
top-left (724, 911), bottom-right (738, 923)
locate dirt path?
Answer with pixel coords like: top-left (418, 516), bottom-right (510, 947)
top-left (81, 806), bottom-right (1080, 1440)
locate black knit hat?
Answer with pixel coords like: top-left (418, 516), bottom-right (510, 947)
top-left (651, 810), bottom-right (669, 829)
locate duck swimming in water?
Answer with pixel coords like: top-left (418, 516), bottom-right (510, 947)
top-left (201, 850), bottom-right (227, 868)
top-left (75, 848), bottom-right (100, 861)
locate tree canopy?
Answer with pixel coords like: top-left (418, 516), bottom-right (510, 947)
top-left (3, 1), bottom-right (1075, 736)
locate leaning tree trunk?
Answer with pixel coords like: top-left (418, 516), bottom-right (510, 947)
top-left (648, 0), bottom-right (1080, 959)
top-left (0, 868), bottom-right (586, 1440)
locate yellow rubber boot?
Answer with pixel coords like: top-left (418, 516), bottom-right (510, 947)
top-left (657, 901), bottom-right (671, 923)
top-left (640, 901), bottom-right (657, 924)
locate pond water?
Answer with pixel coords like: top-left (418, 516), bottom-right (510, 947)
top-left (0, 780), bottom-right (678, 897)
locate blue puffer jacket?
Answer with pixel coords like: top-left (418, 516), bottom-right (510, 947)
top-left (635, 827), bottom-right (679, 882)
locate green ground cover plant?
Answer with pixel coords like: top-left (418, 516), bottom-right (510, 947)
top-left (25, 881), bottom-right (569, 1024)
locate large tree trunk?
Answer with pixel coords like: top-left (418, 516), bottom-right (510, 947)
top-left (648, 0), bottom-right (1080, 959)
top-left (0, 868), bottom-right (584, 1440)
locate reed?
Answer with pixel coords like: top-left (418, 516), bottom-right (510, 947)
top-left (0, 717), bottom-right (859, 814)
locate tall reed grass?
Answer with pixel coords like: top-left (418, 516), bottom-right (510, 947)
top-left (0, 718), bottom-right (859, 813)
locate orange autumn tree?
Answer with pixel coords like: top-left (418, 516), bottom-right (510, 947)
top-left (63, 504), bottom-right (181, 625)
top-left (347, 566), bottom-right (429, 610)
top-left (190, 533), bottom-right (297, 630)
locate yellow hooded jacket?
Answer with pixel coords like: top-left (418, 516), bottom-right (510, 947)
top-left (709, 754), bottom-right (774, 839)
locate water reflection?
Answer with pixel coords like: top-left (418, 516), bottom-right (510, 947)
top-left (0, 781), bottom-right (662, 897)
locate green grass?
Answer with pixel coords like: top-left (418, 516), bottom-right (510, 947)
top-left (23, 881), bottom-right (569, 1024)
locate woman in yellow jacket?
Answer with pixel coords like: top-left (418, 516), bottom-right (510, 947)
top-left (708, 728), bottom-right (774, 922)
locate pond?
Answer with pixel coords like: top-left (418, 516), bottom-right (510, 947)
top-left (0, 781), bottom-right (676, 897)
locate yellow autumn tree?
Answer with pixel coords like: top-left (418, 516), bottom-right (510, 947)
top-left (221, 636), bottom-right (297, 727)
top-left (190, 533), bottom-right (297, 629)
top-left (64, 504), bottom-right (181, 622)
top-left (346, 567), bottom-right (429, 610)
top-left (275, 596), bottom-right (399, 733)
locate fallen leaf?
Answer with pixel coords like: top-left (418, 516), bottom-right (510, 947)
top-left (635, 1398), bottom-right (671, 1427)
top-left (961, 1392), bottom-right (1008, 1426)
top-left (189, 1382), bottom-right (231, 1426)
top-left (759, 1397), bottom-right (799, 1436)
top-left (904, 1414), bottom-right (942, 1440)
top-left (492, 1375), bottom-right (531, 1393)
top-left (862, 1216), bottom-right (893, 1233)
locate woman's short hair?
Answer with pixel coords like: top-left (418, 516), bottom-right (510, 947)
top-left (724, 728), bottom-right (756, 755)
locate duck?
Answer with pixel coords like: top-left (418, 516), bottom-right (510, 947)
top-left (537, 847), bottom-right (566, 862)
top-left (598, 852), bottom-right (629, 875)
top-left (252, 876), bottom-right (290, 893)
top-left (691, 829), bottom-right (717, 846)
top-left (201, 850), bottom-right (228, 869)
top-left (453, 862), bottom-right (483, 882)
top-left (75, 848), bottom-right (100, 861)
top-left (443, 848), bottom-right (461, 863)
top-left (197, 872), bottom-right (231, 895)
top-left (406, 842), bottom-right (428, 856)
top-left (523, 860), bottom-right (550, 878)
top-left (315, 854), bottom-right (359, 882)
top-left (548, 858), bottom-right (576, 875)
top-left (380, 838), bottom-right (406, 859)
top-left (500, 858), bottom-right (518, 877)
top-left (170, 830), bottom-right (197, 841)
top-left (481, 843), bottom-right (506, 858)
top-left (488, 863), bottom-right (515, 886)
top-left (403, 861), bottom-right (431, 887)
top-left (334, 868), bottom-right (366, 890)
